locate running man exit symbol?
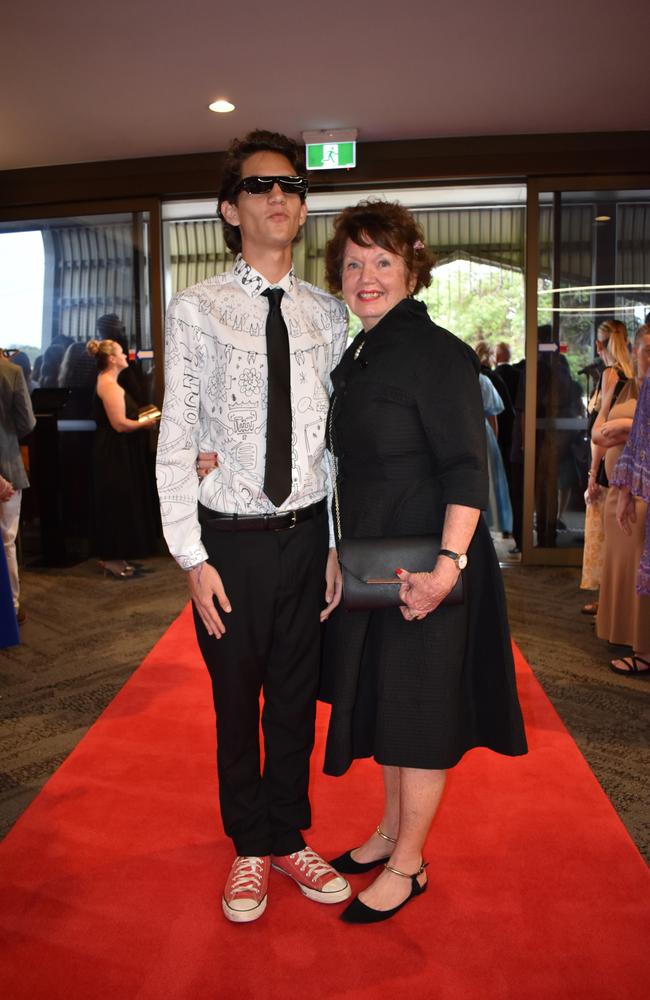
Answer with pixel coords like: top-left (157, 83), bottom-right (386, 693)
top-left (305, 141), bottom-right (357, 170)
top-left (323, 144), bottom-right (339, 166)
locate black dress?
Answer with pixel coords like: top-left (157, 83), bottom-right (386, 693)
top-left (91, 389), bottom-right (158, 560)
top-left (321, 299), bottom-right (527, 775)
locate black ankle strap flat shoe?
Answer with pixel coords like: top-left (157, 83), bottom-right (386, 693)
top-left (328, 849), bottom-right (391, 875)
top-left (340, 861), bottom-right (428, 924)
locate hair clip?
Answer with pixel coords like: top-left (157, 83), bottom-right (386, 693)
top-left (413, 240), bottom-right (425, 251)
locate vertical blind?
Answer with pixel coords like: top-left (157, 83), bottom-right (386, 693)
top-left (41, 216), bottom-right (148, 345)
top-left (166, 202), bottom-right (650, 302)
top-left (167, 208), bottom-right (530, 296)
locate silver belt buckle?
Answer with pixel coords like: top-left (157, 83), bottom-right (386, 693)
top-left (288, 510), bottom-right (297, 529)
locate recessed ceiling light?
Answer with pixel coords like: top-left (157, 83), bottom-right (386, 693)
top-left (594, 215), bottom-right (611, 222)
top-left (209, 99), bottom-right (235, 113)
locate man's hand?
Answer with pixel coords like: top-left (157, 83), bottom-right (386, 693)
top-left (397, 561), bottom-right (459, 621)
top-left (321, 547), bottom-right (343, 622)
top-left (616, 486), bottom-right (636, 535)
top-left (187, 561), bottom-right (231, 637)
top-left (197, 452), bottom-right (219, 479)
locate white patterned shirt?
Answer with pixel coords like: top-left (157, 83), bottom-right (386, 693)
top-left (156, 254), bottom-right (349, 569)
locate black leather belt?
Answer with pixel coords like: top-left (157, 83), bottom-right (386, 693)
top-left (198, 498), bottom-right (326, 532)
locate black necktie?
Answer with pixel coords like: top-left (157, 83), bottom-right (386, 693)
top-left (262, 287), bottom-right (292, 506)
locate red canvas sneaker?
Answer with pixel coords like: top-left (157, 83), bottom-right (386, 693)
top-left (222, 855), bottom-right (270, 923)
top-left (271, 847), bottom-right (351, 904)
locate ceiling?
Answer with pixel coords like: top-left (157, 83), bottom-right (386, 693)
top-left (2, 0), bottom-right (648, 172)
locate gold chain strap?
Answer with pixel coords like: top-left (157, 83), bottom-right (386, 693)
top-left (326, 393), bottom-right (342, 545)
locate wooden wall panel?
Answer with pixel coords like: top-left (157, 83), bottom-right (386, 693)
top-left (2, 132), bottom-right (649, 213)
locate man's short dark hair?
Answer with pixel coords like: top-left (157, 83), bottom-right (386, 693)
top-left (217, 129), bottom-right (306, 255)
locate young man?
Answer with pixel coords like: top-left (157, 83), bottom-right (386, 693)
top-left (156, 130), bottom-right (350, 923)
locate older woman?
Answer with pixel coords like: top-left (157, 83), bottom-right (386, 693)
top-left (321, 201), bottom-right (527, 924)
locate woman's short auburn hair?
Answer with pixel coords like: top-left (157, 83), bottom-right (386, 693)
top-left (325, 200), bottom-right (435, 296)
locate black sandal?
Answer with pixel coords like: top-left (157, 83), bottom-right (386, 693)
top-left (329, 826), bottom-right (396, 875)
top-left (340, 860), bottom-right (428, 924)
top-left (609, 654), bottom-right (650, 676)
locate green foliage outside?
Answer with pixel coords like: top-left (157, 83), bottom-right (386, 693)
top-left (416, 259), bottom-right (525, 361)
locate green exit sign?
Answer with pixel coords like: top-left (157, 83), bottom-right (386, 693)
top-left (306, 141), bottom-right (356, 170)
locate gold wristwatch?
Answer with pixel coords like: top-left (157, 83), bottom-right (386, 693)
top-left (438, 548), bottom-right (468, 570)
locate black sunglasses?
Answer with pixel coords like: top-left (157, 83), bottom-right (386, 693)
top-left (233, 175), bottom-right (308, 198)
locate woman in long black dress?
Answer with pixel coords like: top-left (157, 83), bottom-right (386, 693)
top-left (322, 202), bottom-right (527, 924)
top-left (87, 339), bottom-right (160, 578)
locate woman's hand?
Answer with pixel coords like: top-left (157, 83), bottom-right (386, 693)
top-left (600, 417), bottom-right (633, 447)
top-left (197, 451), bottom-right (219, 479)
top-left (321, 548), bottom-right (342, 622)
top-left (397, 561), bottom-right (460, 621)
top-left (616, 486), bottom-right (636, 535)
top-left (584, 475), bottom-right (601, 506)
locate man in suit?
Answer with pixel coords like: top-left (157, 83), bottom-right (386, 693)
top-left (0, 353), bottom-right (36, 624)
top-left (496, 342), bottom-right (524, 552)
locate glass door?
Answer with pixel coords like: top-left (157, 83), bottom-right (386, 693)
top-left (0, 199), bottom-right (163, 563)
top-left (523, 179), bottom-right (650, 564)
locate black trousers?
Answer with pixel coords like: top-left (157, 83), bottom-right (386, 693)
top-left (192, 504), bottom-right (329, 857)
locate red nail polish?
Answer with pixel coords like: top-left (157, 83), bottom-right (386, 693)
top-left (395, 568), bottom-right (403, 574)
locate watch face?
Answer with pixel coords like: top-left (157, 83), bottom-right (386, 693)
top-left (457, 554), bottom-right (468, 570)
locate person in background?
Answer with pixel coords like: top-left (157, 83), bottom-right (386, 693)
top-left (476, 342), bottom-right (514, 535)
top-left (96, 314), bottom-right (147, 407)
top-left (10, 352), bottom-right (37, 394)
top-left (0, 475), bottom-right (20, 648)
top-left (581, 320), bottom-right (632, 615)
top-left (495, 341), bottom-right (518, 391)
top-left (0, 353), bottom-right (36, 624)
top-left (491, 343), bottom-right (517, 499)
top-left (613, 367), bottom-right (650, 599)
top-left (321, 200), bottom-right (527, 924)
top-left (59, 340), bottom-right (99, 419)
top-left (31, 355), bottom-right (43, 384)
top-left (497, 343), bottom-right (524, 554)
top-left (39, 343), bottom-right (66, 388)
top-left (87, 338), bottom-right (160, 578)
top-left (533, 327), bottom-right (583, 548)
top-left (479, 371), bottom-right (513, 535)
top-left (593, 325), bottom-right (650, 675)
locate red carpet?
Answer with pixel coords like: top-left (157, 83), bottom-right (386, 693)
top-left (0, 605), bottom-right (648, 1000)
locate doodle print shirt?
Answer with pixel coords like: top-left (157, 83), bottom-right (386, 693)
top-left (156, 254), bottom-right (349, 569)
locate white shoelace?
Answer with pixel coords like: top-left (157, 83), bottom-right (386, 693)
top-left (230, 856), bottom-right (265, 897)
top-left (289, 848), bottom-right (333, 882)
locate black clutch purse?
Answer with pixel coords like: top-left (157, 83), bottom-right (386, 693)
top-left (338, 535), bottom-right (464, 611)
